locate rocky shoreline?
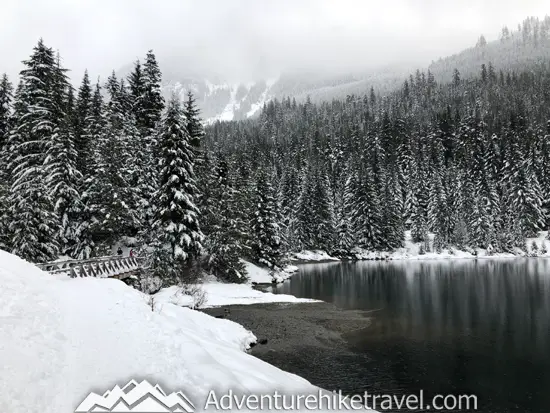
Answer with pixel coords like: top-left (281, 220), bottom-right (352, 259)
top-left (202, 301), bottom-right (375, 392)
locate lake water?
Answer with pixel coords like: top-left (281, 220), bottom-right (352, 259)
top-left (272, 259), bottom-right (550, 412)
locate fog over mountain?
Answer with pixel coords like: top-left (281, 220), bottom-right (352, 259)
top-left (1, 0), bottom-right (548, 82)
top-left (1, 1), bottom-right (549, 121)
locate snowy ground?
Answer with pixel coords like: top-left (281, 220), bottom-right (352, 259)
top-left (155, 261), bottom-right (313, 309)
top-left (291, 250), bottom-right (341, 262)
top-left (352, 231), bottom-right (550, 260)
top-left (155, 282), bottom-right (317, 309)
top-left (291, 232), bottom-right (550, 262)
top-left (0, 250), bottom-right (356, 413)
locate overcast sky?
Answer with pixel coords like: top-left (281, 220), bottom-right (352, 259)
top-left (1, 0), bottom-right (548, 83)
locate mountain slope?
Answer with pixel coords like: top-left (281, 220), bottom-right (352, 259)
top-left (165, 67), bottom-right (409, 123)
top-left (121, 15), bottom-right (550, 123)
top-left (429, 16), bottom-right (550, 82)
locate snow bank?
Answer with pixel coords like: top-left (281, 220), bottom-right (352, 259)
top-left (0, 250), bottom-right (332, 413)
top-left (243, 260), bottom-right (299, 284)
top-left (154, 260), bottom-right (312, 309)
top-left (155, 282), bottom-right (317, 309)
top-left (276, 264), bottom-right (299, 283)
top-left (243, 260), bottom-right (273, 283)
top-left (351, 231), bottom-right (550, 261)
top-left (351, 247), bottom-right (518, 260)
top-left (291, 232), bottom-right (550, 262)
top-left (291, 250), bottom-right (340, 263)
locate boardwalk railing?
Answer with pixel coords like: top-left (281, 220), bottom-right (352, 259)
top-left (36, 256), bottom-right (146, 279)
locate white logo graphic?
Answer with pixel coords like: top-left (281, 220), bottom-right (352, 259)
top-left (75, 379), bottom-right (195, 412)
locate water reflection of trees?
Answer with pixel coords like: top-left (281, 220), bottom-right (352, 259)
top-left (279, 260), bottom-right (550, 357)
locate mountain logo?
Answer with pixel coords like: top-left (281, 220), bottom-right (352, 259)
top-left (75, 379), bottom-right (195, 412)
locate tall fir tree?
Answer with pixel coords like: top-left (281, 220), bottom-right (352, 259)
top-left (381, 169), bottom-right (405, 250)
top-left (0, 74), bottom-right (13, 248)
top-left (73, 82), bottom-right (105, 258)
top-left (142, 51), bottom-right (165, 132)
top-left (74, 71), bottom-right (93, 177)
top-left (44, 59), bottom-right (82, 254)
top-left (7, 39), bottom-right (62, 261)
top-left (128, 60), bottom-right (146, 128)
top-left (203, 154), bottom-right (247, 282)
top-left (99, 73), bottom-right (139, 240)
top-left (0, 74), bottom-right (13, 145)
top-left (251, 169), bottom-right (284, 269)
top-left (335, 171), bottom-right (356, 253)
top-left (279, 165), bottom-right (302, 251)
top-left (352, 162), bottom-right (383, 250)
top-left (152, 95), bottom-right (203, 283)
top-left (295, 163), bottom-right (336, 251)
top-left (184, 91), bottom-right (205, 150)
top-left (137, 51), bottom-right (165, 230)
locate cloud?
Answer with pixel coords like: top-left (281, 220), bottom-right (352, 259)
top-left (0, 0), bottom-right (547, 83)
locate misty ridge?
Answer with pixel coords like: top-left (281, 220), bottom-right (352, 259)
top-left (114, 15), bottom-right (550, 122)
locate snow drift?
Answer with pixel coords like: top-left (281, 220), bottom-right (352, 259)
top-left (0, 249), bottom-right (332, 413)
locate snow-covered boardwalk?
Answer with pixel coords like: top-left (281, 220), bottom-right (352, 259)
top-left (35, 256), bottom-right (144, 279)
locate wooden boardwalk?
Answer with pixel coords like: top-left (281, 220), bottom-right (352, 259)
top-left (36, 256), bottom-right (145, 280)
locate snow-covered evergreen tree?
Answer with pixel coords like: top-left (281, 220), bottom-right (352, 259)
top-left (203, 155), bottom-right (247, 282)
top-left (127, 60), bottom-right (150, 218)
top-left (128, 60), bottom-right (146, 128)
top-left (539, 121), bottom-right (550, 228)
top-left (510, 151), bottom-right (545, 237)
top-left (142, 51), bottom-right (165, 132)
top-left (295, 165), bottom-right (317, 250)
top-left (0, 74), bottom-right (13, 145)
top-left (100, 73), bottom-right (140, 239)
top-left (0, 74), bottom-right (13, 248)
top-left (251, 169), bottom-right (284, 269)
top-left (426, 129), bottom-right (451, 248)
top-left (74, 71), bottom-right (93, 177)
top-left (7, 39), bottom-right (61, 261)
top-left (334, 171), bottom-right (355, 253)
top-left (152, 95), bottom-right (203, 283)
top-left (278, 165), bottom-right (301, 251)
top-left (294, 162), bottom-right (336, 251)
top-left (72, 82), bottom-right (105, 258)
top-left (230, 155), bottom-right (255, 254)
top-left (136, 52), bottom-right (165, 230)
top-left (352, 162), bottom-right (383, 250)
top-left (42, 55), bottom-right (83, 255)
top-left (409, 135), bottom-right (429, 243)
top-left (184, 91), bottom-right (204, 150)
top-left (381, 169), bottom-right (404, 250)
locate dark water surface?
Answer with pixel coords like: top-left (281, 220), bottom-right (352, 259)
top-left (272, 259), bottom-right (550, 412)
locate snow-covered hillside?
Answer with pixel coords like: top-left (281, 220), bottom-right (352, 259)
top-left (167, 76), bottom-right (280, 123)
top-left (161, 68), bottom-right (408, 123)
top-left (0, 250), bottom-right (335, 413)
top-left (428, 16), bottom-right (550, 83)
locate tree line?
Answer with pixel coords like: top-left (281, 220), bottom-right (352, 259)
top-left (2, 39), bottom-right (550, 285)
top-left (0, 40), bottom-right (207, 283)
top-left (204, 59), bottom-right (550, 266)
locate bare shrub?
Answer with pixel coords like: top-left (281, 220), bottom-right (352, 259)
top-left (148, 295), bottom-right (156, 311)
top-left (138, 269), bottom-right (163, 294)
top-left (180, 284), bottom-right (208, 309)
